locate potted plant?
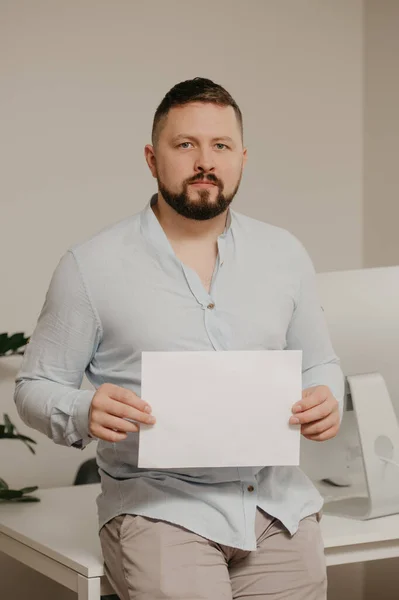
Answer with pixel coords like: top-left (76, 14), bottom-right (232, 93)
top-left (0, 332), bottom-right (40, 502)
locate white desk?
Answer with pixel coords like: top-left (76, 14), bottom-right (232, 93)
top-left (1, 483), bottom-right (399, 599)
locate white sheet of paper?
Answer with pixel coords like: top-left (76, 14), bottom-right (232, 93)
top-left (138, 350), bottom-right (302, 469)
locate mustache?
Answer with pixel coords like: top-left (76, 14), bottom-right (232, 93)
top-left (186, 173), bottom-right (222, 187)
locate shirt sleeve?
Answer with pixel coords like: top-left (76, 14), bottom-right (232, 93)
top-left (285, 236), bottom-right (345, 420)
top-left (14, 250), bottom-right (102, 448)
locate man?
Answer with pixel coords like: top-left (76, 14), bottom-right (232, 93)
top-left (15, 77), bottom-right (344, 599)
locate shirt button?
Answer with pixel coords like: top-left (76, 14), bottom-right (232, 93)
top-left (207, 303), bottom-right (215, 310)
top-left (247, 485), bottom-right (255, 492)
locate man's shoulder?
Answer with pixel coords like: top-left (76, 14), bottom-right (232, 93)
top-left (232, 210), bottom-right (303, 253)
top-left (68, 210), bottom-right (142, 261)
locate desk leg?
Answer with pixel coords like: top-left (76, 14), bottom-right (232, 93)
top-left (77, 574), bottom-right (101, 600)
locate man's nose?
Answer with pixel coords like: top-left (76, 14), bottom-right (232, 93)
top-left (194, 148), bottom-right (215, 173)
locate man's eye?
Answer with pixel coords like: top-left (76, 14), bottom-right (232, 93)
top-left (215, 143), bottom-right (228, 150)
top-left (179, 142), bottom-right (193, 149)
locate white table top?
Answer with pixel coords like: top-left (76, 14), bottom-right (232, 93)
top-left (2, 483), bottom-right (399, 577)
top-left (0, 484), bottom-right (104, 577)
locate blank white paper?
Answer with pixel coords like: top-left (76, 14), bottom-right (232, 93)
top-left (138, 350), bottom-right (302, 469)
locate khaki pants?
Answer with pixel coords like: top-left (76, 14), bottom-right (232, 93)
top-left (100, 509), bottom-right (327, 600)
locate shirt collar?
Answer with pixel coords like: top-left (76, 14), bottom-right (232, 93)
top-left (140, 193), bottom-right (233, 256)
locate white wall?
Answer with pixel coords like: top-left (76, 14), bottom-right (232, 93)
top-left (0, 1), bottom-right (363, 598)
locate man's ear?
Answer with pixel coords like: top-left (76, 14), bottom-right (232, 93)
top-left (243, 147), bottom-right (248, 167)
top-left (144, 144), bottom-right (157, 179)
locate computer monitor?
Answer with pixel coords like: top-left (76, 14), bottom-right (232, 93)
top-left (317, 265), bottom-right (399, 412)
top-left (300, 265), bottom-right (399, 518)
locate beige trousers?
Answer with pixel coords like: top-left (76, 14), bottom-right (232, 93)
top-left (100, 509), bottom-right (327, 600)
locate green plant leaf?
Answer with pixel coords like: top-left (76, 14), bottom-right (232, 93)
top-left (0, 431), bottom-right (17, 439)
top-left (16, 434), bottom-right (37, 445)
top-left (0, 486), bottom-right (40, 502)
top-left (19, 486), bottom-right (39, 494)
top-left (0, 332), bottom-right (30, 356)
top-left (3, 414), bottom-right (15, 436)
top-left (0, 371), bottom-right (40, 503)
top-left (0, 333), bottom-right (8, 355)
top-left (0, 496), bottom-right (40, 503)
top-left (0, 415), bottom-right (37, 453)
top-left (21, 439), bottom-right (37, 454)
top-left (14, 496), bottom-right (40, 502)
top-left (14, 433), bottom-right (37, 454)
top-left (0, 489), bottom-right (23, 499)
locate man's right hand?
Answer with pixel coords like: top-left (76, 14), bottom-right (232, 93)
top-left (89, 383), bottom-right (156, 443)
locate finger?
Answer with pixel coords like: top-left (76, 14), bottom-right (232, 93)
top-left (300, 414), bottom-right (338, 437)
top-left (103, 398), bottom-right (156, 425)
top-left (292, 386), bottom-right (330, 413)
top-left (91, 425), bottom-right (128, 443)
top-left (97, 414), bottom-right (141, 434)
top-left (289, 401), bottom-right (333, 425)
top-left (303, 425), bottom-right (339, 442)
top-left (104, 384), bottom-right (152, 413)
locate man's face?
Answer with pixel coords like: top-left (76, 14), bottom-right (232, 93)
top-left (145, 102), bottom-right (247, 221)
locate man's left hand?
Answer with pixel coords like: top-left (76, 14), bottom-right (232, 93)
top-left (289, 385), bottom-right (340, 441)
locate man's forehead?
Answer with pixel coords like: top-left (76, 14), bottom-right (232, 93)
top-left (164, 103), bottom-right (240, 136)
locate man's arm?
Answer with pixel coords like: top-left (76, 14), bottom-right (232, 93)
top-left (285, 236), bottom-right (345, 431)
top-left (14, 250), bottom-right (102, 448)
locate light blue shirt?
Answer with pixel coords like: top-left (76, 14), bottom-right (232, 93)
top-left (15, 195), bottom-right (344, 551)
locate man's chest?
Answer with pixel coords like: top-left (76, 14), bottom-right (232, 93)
top-left (171, 241), bottom-right (218, 294)
top-left (92, 252), bottom-right (298, 358)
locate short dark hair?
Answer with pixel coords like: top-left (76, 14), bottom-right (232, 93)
top-left (151, 77), bottom-right (243, 146)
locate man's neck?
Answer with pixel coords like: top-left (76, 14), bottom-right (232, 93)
top-left (152, 193), bottom-right (228, 244)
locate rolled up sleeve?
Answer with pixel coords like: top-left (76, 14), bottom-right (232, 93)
top-left (286, 237), bottom-right (345, 420)
top-left (14, 250), bottom-right (102, 447)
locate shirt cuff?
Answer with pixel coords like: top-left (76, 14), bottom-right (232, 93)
top-left (73, 389), bottom-right (96, 441)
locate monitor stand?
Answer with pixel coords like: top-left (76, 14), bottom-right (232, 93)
top-left (324, 372), bottom-right (399, 519)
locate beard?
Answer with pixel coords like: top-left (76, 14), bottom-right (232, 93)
top-left (157, 171), bottom-right (242, 221)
